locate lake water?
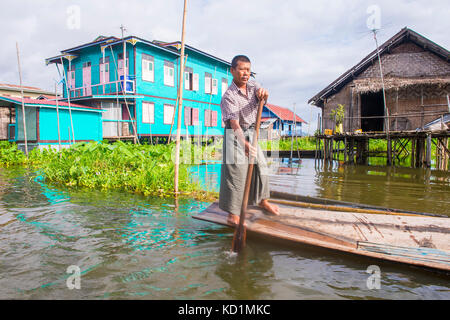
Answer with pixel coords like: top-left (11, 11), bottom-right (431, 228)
top-left (0, 160), bottom-right (449, 299)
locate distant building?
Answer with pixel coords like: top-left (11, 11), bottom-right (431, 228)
top-left (308, 28), bottom-right (450, 133)
top-left (0, 95), bottom-right (103, 150)
top-left (262, 103), bottom-right (306, 137)
top-left (0, 83), bottom-right (53, 141)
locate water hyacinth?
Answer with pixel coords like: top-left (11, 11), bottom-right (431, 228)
top-left (0, 141), bottom-right (215, 200)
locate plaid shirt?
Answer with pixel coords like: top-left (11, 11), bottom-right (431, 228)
top-left (220, 80), bottom-right (262, 130)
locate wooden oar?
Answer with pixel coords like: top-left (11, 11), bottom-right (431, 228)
top-left (232, 98), bottom-right (266, 253)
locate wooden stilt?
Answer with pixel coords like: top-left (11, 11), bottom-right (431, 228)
top-left (426, 133), bottom-right (432, 168)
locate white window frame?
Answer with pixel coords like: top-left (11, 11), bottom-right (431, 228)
top-left (142, 54), bottom-right (154, 82)
top-left (164, 61), bottom-right (175, 87)
top-left (193, 73), bottom-right (199, 91)
top-left (204, 72), bottom-right (212, 94)
top-left (142, 102), bottom-right (155, 124)
top-left (221, 78), bottom-right (228, 97)
top-left (163, 104), bottom-right (175, 124)
top-left (184, 67), bottom-right (193, 90)
top-left (211, 78), bottom-right (218, 95)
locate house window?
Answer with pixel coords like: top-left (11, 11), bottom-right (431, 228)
top-left (184, 67), bottom-right (193, 90)
top-left (164, 61), bottom-right (175, 86)
top-left (221, 78), bottom-right (228, 96)
top-left (204, 72), bottom-right (212, 94)
top-left (68, 65), bottom-right (76, 89)
top-left (142, 54), bottom-right (154, 82)
top-left (142, 102), bottom-right (154, 124)
top-left (118, 53), bottom-right (129, 76)
top-left (99, 57), bottom-right (110, 84)
top-left (204, 109), bottom-right (218, 127)
top-left (211, 78), bottom-right (218, 95)
top-left (163, 104), bottom-right (175, 124)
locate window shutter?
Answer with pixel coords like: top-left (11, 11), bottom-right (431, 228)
top-left (221, 78), bottom-right (228, 96)
top-left (204, 110), bottom-right (210, 127)
top-left (184, 106), bottom-right (191, 126)
top-left (212, 79), bottom-right (218, 95)
top-left (193, 73), bottom-right (199, 91)
top-left (164, 104), bottom-right (175, 124)
top-left (211, 110), bottom-right (217, 127)
top-left (205, 73), bottom-right (212, 94)
top-left (192, 108), bottom-right (199, 125)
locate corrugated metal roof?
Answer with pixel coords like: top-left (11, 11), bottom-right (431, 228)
top-left (0, 94), bottom-right (102, 111)
top-left (265, 103), bottom-right (306, 123)
top-left (0, 83), bottom-right (52, 94)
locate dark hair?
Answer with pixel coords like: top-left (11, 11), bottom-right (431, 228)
top-left (231, 55), bottom-right (251, 69)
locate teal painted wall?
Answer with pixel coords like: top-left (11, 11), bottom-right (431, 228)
top-left (134, 44), bottom-right (232, 137)
top-left (63, 43), bottom-right (135, 97)
top-left (38, 107), bottom-right (103, 143)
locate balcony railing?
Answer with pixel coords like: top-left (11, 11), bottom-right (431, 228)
top-left (67, 78), bottom-right (135, 99)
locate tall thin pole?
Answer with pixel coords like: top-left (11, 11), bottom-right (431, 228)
top-left (373, 30), bottom-right (391, 165)
top-left (16, 42), bottom-right (28, 156)
top-left (55, 83), bottom-right (62, 151)
top-left (60, 57), bottom-right (75, 144)
top-left (290, 103), bottom-right (294, 162)
top-left (373, 30), bottom-right (388, 132)
top-left (174, 0), bottom-right (188, 194)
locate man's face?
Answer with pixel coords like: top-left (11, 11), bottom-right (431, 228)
top-left (231, 61), bottom-right (251, 86)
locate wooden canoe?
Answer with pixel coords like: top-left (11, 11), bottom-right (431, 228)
top-left (192, 199), bottom-right (450, 272)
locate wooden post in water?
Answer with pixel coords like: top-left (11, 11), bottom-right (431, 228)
top-left (174, 0), bottom-right (188, 195)
top-left (16, 42), bottom-right (28, 156)
top-left (344, 137), bottom-right (347, 163)
top-left (411, 138), bottom-right (416, 168)
top-left (426, 133), bottom-right (432, 168)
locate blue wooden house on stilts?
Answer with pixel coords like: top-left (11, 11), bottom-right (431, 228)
top-left (45, 35), bottom-right (234, 143)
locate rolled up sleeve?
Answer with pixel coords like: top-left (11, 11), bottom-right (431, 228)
top-left (220, 94), bottom-right (239, 123)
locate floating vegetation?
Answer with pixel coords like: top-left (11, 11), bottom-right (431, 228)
top-left (0, 141), bottom-right (218, 200)
top-left (259, 137), bottom-right (317, 151)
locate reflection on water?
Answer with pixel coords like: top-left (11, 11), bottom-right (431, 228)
top-left (0, 165), bottom-right (449, 300)
top-left (189, 158), bottom-right (449, 216)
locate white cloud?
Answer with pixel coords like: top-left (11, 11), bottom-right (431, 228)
top-left (0, 0), bottom-right (449, 131)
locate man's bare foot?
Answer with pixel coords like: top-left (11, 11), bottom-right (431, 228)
top-left (227, 213), bottom-right (240, 226)
top-left (259, 199), bottom-right (280, 216)
top-left (227, 213), bottom-right (247, 227)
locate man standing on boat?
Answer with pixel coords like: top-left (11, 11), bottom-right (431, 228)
top-left (219, 55), bottom-right (279, 225)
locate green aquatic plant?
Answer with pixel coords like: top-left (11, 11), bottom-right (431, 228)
top-left (0, 141), bottom-right (26, 166)
top-left (0, 141), bottom-right (214, 199)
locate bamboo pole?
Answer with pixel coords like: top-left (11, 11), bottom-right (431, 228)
top-left (269, 198), bottom-right (426, 217)
top-left (16, 42), bottom-right (28, 156)
top-left (232, 98), bottom-right (266, 253)
top-left (55, 83), bottom-right (62, 152)
top-left (174, 0), bottom-right (188, 194)
top-left (60, 57), bottom-right (75, 144)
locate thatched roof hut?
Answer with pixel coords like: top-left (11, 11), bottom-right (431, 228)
top-left (309, 27), bottom-right (450, 133)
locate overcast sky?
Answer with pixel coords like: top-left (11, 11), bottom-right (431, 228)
top-left (1, 0), bottom-right (449, 133)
